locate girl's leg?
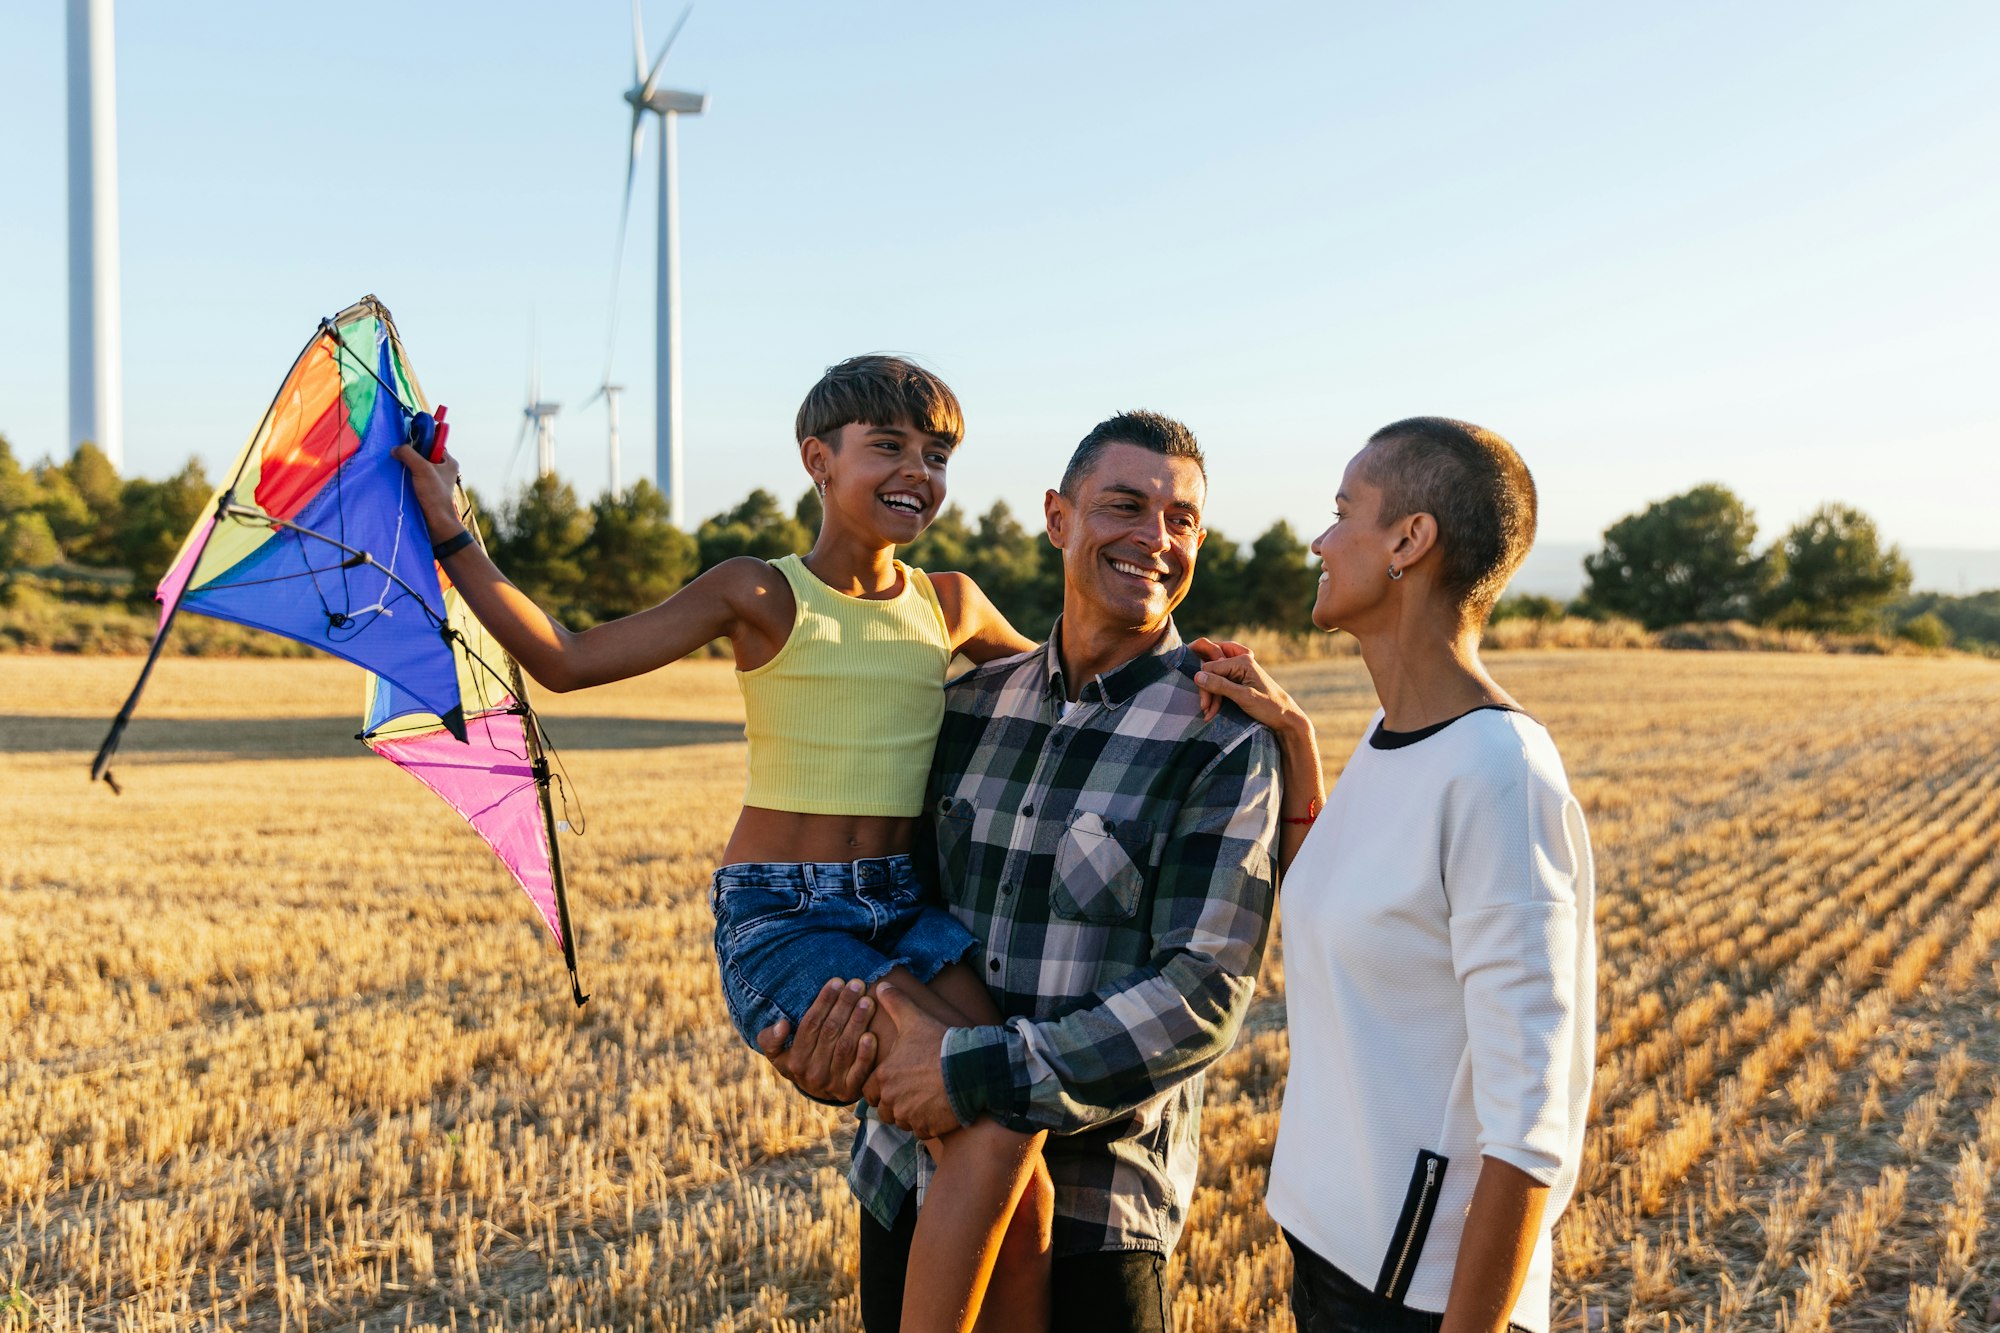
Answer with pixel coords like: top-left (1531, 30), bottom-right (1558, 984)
top-left (921, 963), bottom-right (1055, 1333)
top-left (865, 965), bottom-right (1052, 1333)
top-left (971, 1149), bottom-right (1053, 1333)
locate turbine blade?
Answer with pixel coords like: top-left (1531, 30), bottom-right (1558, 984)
top-left (631, 0), bottom-right (647, 85)
top-left (616, 106), bottom-right (645, 279)
top-left (603, 105), bottom-right (646, 386)
top-left (639, 4), bottom-right (692, 104)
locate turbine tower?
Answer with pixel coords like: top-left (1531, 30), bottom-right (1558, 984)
top-left (616, 3), bottom-right (706, 528)
top-left (67, 0), bottom-right (123, 469)
top-left (583, 382), bottom-right (625, 495)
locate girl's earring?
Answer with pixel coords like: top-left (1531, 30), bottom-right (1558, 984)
top-left (1387, 564), bottom-right (1403, 581)
top-left (816, 478), bottom-right (827, 497)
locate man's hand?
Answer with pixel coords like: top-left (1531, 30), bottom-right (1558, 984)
top-left (755, 979), bottom-right (880, 1104)
top-left (864, 983), bottom-right (966, 1139)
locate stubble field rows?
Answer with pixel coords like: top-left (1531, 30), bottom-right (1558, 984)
top-left (4, 650), bottom-right (1999, 1331)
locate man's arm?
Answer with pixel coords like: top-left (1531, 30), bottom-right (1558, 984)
top-left (937, 725), bottom-right (1281, 1133)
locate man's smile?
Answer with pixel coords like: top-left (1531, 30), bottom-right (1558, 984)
top-left (1108, 557), bottom-right (1170, 584)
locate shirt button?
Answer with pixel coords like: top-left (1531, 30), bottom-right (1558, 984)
top-left (988, 958), bottom-right (1000, 973)
top-left (1000, 882), bottom-right (1013, 894)
top-left (1022, 804), bottom-right (1034, 817)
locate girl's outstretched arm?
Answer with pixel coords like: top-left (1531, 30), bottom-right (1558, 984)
top-left (396, 445), bottom-right (790, 692)
top-left (929, 571), bottom-right (1038, 664)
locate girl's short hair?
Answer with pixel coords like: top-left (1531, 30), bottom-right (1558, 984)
top-left (1363, 417), bottom-right (1537, 624)
top-left (795, 355), bottom-right (964, 446)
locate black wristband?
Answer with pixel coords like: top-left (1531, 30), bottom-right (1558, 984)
top-left (431, 529), bottom-right (476, 561)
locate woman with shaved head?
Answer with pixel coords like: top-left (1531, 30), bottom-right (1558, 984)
top-left (1193, 418), bottom-right (1596, 1333)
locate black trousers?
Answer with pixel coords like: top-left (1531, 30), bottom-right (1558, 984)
top-left (1285, 1231), bottom-right (1530, 1333)
top-left (859, 1198), bottom-right (1169, 1333)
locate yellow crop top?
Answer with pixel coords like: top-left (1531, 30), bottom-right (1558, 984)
top-left (736, 554), bottom-right (952, 817)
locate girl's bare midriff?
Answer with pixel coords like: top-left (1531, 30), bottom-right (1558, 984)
top-left (721, 806), bottom-right (914, 866)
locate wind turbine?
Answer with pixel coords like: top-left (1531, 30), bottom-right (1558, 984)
top-left (512, 360), bottom-right (562, 481)
top-left (581, 381), bottom-right (625, 495)
top-left (613, 2), bottom-right (706, 528)
top-left (67, 0), bottom-right (122, 469)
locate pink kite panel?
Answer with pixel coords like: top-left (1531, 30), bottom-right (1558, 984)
top-left (370, 707), bottom-right (562, 946)
top-left (155, 515), bottom-right (215, 628)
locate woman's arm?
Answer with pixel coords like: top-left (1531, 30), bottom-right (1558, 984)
top-left (926, 571), bottom-right (1038, 664)
top-left (395, 445), bottom-right (783, 691)
top-left (1441, 757), bottom-right (1594, 1332)
top-left (1187, 639), bottom-right (1324, 873)
top-left (1439, 1158), bottom-right (1550, 1333)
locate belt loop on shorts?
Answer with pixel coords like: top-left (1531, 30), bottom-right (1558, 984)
top-left (852, 855), bottom-right (893, 895)
top-left (802, 863), bottom-right (819, 895)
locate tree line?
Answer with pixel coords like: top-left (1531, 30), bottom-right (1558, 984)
top-left (1558, 481), bottom-right (1989, 648)
top-left (0, 438), bottom-right (1321, 638)
top-left (3, 436), bottom-right (1991, 649)
top-left (475, 472), bottom-right (1321, 637)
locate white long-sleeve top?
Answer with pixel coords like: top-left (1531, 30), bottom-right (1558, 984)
top-left (1266, 707), bottom-right (1595, 1333)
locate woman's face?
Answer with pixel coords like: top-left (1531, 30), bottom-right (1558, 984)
top-left (1308, 450), bottom-right (1399, 633)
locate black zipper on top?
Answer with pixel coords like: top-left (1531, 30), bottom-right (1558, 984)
top-left (1375, 1149), bottom-right (1449, 1304)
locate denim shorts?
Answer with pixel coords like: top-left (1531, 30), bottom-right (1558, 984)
top-left (710, 854), bottom-right (981, 1051)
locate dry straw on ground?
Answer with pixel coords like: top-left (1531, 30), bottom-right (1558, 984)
top-left (5, 650), bottom-right (2000, 1331)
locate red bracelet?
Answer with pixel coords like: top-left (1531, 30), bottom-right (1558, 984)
top-left (1282, 799), bottom-right (1321, 827)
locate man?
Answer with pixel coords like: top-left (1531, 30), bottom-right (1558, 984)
top-left (764, 410), bottom-right (1286, 1332)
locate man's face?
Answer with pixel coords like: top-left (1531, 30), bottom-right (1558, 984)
top-left (1045, 442), bottom-right (1207, 635)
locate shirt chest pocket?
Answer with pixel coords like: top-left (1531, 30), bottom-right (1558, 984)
top-left (1052, 809), bottom-right (1155, 924)
top-left (934, 797), bottom-right (978, 904)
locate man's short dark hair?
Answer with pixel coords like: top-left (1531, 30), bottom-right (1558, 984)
top-left (1060, 410), bottom-right (1206, 496)
top-left (1362, 417), bottom-right (1537, 624)
top-left (795, 354), bottom-right (964, 447)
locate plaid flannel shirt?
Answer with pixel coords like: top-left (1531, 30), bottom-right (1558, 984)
top-left (849, 620), bottom-right (1281, 1257)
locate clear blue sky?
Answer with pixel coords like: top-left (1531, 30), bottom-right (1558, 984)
top-left (3, 1), bottom-right (1996, 559)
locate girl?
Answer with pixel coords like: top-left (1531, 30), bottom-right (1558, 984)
top-left (398, 356), bottom-right (1051, 1333)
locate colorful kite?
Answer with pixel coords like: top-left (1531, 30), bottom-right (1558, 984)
top-left (91, 295), bottom-right (586, 1004)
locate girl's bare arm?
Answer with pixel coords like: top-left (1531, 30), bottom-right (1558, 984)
top-left (928, 571), bottom-right (1039, 664)
top-left (396, 445), bottom-right (788, 691)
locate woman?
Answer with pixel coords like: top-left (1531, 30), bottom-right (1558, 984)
top-left (1193, 417), bottom-right (1595, 1333)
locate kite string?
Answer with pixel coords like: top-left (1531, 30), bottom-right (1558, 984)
top-left (321, 320), bottom-right (413, 416)
top-left (540, 724), bottom-right (586, 836)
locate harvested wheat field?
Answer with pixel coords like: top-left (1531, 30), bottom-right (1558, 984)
top-left (5, 649), bottom-right (2000, 1332)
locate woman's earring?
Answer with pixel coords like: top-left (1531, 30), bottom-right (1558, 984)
top-left (1387, 564), bottom-right (1403, 581)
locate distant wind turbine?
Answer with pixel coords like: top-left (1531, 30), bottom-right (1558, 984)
top-left (609, 2), bottom-right (707, 529)
top-left (510, 355), bottom-right (562, 482)
top-left (67, 0), bottom-right (123, 469)
top-left (581, 381), bottom-right (624, 495)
